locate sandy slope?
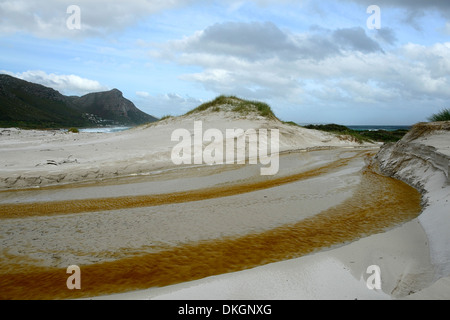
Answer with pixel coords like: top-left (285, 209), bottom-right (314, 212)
top-left (0, 111), bottom-right (372, 190)
top-left (375, 122), bottom-right (450, 299)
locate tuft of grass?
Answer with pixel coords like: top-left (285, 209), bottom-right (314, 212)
top-left (282, 121), bottom-right (302, 127)
top-left (428, 108), bottom-right (450, 122)
top-left (68, 127), bottom-right (79, 133)
top-left (404, 121), bottom-right (450, 141)
top-left (185, 95), bottom-right (233, 115)
top-left (185, 95), bottom-right (278, 120)
top-left (159, 115), bottom-right (173, 121)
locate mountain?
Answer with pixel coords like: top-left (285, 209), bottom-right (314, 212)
top-left (70, 88), bottom-right (157, 126)
top-left (0, 74), bottom-right (157, 129)
top-left (0, 74), bottom-right (88, 128)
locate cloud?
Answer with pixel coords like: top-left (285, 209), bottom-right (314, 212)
top-left (136, 91), bottom-right (151, 98)
top-left (183, 21), bottom-right (305, 60)
top-left (2, 0), bottom-right (449, 39)
top-left (134, 92), bottom-right (204, 117)
top-left (151, 20), bottom-right (450, 121)
top-left (2, 70), bottom-right (108, 95)
top-left (333, 27), bottom-right (384, 53)
top-left (166, 22), bottom-right (382, 62)
top-left (153, 22), bottom-right (388, 98)
top-left (339, 0), bottom-right (450, 27)
top-left (340, 0), bottom-right (450, 14)
top-left (0, 0), bottom-right (195, 38)
top-left (443, 22), bottom-right (450, 36)
top-left (374, 28), bottom-right (397, 45)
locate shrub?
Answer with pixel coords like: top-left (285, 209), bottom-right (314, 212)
top-left (68, 127), bottom-right (79, 133)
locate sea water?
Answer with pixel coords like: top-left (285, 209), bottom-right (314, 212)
top-left (79, 127), bottom-right (131, 133)
top-left (347, 125), bottom-right (412, 132)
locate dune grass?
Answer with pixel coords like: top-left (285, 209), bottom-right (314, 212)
top-left (186, 95), bottom-right (278, 120)
top-left (428, 108), bottom-right (450, 122)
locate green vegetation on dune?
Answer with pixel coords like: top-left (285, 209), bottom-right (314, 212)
top-left (185, 95), bottom-right (278, 120)
top-left (359, 129), bottom-right (409, 142)
top-left (156, 94), bottom-right (411, 144)
top-left (172, 95), bottom-right (410, 143)
top-left (428, 108), bottom-right (450, 122)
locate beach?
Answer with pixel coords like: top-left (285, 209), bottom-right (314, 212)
top-left (0, 113), bottom-right (449, 300)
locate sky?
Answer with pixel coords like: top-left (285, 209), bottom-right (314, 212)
top-left (1, 0), bottom-right (450, 125)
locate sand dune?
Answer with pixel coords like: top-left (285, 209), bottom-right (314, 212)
top-left (0, 111), bottom-right (373, 190)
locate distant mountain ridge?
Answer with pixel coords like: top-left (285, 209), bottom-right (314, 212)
top-left (0, 74), bottom-right (157, 128)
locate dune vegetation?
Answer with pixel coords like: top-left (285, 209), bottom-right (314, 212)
top-left (185, 95), bottom-right (279, 120)
top-left (428, 108), bottom-right (450, 122)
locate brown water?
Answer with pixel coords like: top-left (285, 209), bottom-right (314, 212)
top-left (0, 151), bottom-right (422, 300)
top-left (0, 151), bottom-right (362, 219)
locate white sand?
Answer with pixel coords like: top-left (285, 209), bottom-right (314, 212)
top-left (1, 114), bottom-right (449, 300)
top-left (0, 112), bottom-right (375, 190)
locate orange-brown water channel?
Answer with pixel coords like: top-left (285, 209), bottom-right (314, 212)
top-left (0, 150), bottom-right (422, 299)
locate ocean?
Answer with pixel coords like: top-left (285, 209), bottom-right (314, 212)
top-left (346, 125), bottom-right (412, 132)
top-left (298, 123), bottom-right (412, 132)
top-left (79, 127), bottom-right (131, 133)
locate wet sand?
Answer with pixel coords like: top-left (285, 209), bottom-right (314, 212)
top-left (0, 147), bottom-right (426, 300)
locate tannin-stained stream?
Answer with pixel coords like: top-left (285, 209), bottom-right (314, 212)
top-left (0, 151), bottom-right (422, 299)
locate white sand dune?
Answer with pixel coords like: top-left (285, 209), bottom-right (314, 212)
top-left (0, 110), bottom-right (373, 190)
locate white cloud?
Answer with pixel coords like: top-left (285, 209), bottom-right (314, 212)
top-left (162, 22), bottom-right (383, 63)
top-left (151, 20), bottom-right (450, 121)
top-left (339, 0), bottom-right (450, 18)
top-left (0, 0), bottom-right (196, 38)
top-left (2, 70), bottom-right (108, 95)
top-left (134, 92), bottom-right (204, 117)
top-left (136, 91), bottom-right (150, 98)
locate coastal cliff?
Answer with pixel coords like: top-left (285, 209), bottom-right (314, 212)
top-left (375, 122), bottom-right (450, 281)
